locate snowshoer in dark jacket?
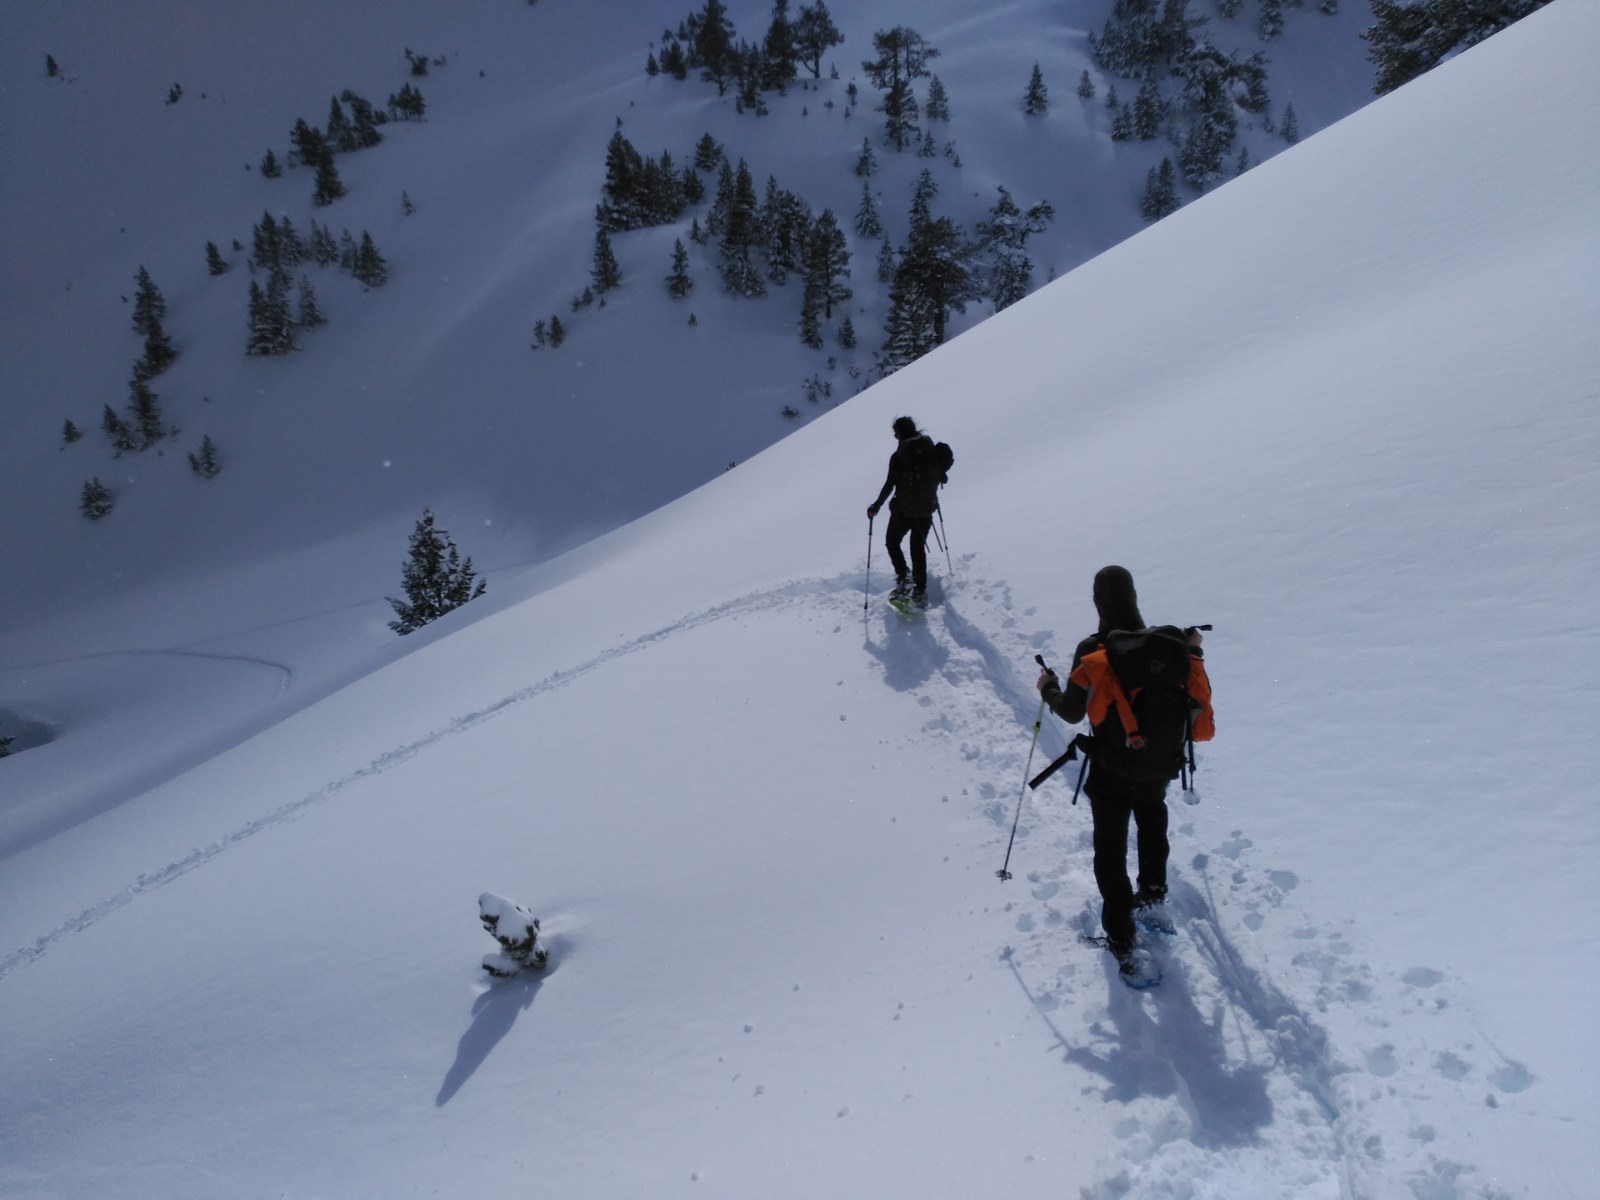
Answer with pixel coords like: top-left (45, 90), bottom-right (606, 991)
top-left (1035, 565), bottom-right (1205, 969)
top-left (866, 416), bottom-right (942, 607)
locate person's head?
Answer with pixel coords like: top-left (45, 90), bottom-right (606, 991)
top-left (1092, 565), bottom-right (1144, 634)
top-left (892, 416), bottom-right (918, 441)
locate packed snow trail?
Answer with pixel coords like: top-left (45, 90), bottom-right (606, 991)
top-left (3, 572), bottom-right (1540, 1200)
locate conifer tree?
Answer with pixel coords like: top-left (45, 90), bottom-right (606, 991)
top-left (279, 216), bottom-right (305, 266)
top-left (667, 238), bottom-right (694, 297)
top-left (297, 276), bottom-right (327, 328)
top-left (101, 404), bottom-right (135, 453)
top-left (591, 228), bottom-right (622, 292)
top-left (1281, 102), bottom-right (1300, 144)
top-left (693, 132), bottom-right (724, 173)
top-left (925, 74), bottom-right (950, 121)
top-left (386, 509), bottom-right (487, 635)
top-left (291, 118), bottom-right (332, 169)
top-left (341, 90), bottom-right (384, 148)
top-left (802, 208), bottom-right (852, 318)
top-left (854, 137), bottom-right (878, 177)
top-left (717, 160), bottom-right (765, 297)
top-left (326, 94), bottom-right (356, 152)
top-left (47, 54), bottom-right (60, 78)
top-left (313, 156), bottom-right (346, 206)
top-left (693, 0), bottom-right (739, 94)
top-left (794, 1), bottom-right (845, 78)
top-left (1259, 0), bottom-right (1284, 41)
top-left (310, 222), bottom-right (340, 265)
top-left (838, 316), bottom-right (857, 350)
top-left (188, 435), bottom-right (222, 479)
top-left (1141, 157), bottom-right (1181, 221)
top-left (389, 82), bottom-right (426, 120)
top-left (139, 323), bottom-right (178, 378)
top-left (246, 273), bottom-right (296, 355)
top-left (761, 0), bottom-right (799, 89)
top-left (206, 241), bottom-right (229, 275)
top-left (548, 315), bottom-right (566, 346)
top-left (855, 179), bottom-right (884, 239)
top-left (1077, 69), bottom-right (1096, 100)
top-left (63, 418), bottom-right (83, 444)
top-left (862, 26), bottom-right (938, 151)
top-left (261, 148), bottom-right (282, 177)
top-left (876, 239), bottom-right (896, 283)
top-left (353, 233), bottom-right (389, 286)
top-left (1023, 63), bottom-right (1048, 115)
top-left (81, 478), bottom-right (114, 521)
top-left (131, 267), bottom-right (168, 337)
top-left (1133, 74), bottom-right (1164, 139)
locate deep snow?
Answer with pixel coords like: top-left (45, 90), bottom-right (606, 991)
top-left (3, 2), bottom-right (1598, 1198)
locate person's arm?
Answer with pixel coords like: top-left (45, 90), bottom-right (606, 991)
top-left (1037, 638), bottom-right (1093, 723)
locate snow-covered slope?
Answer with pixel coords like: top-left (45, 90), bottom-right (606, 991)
top-left (0, 0), bottom-right (1379, 846)
top-left (4, 1), bottom-right (1598, 1197)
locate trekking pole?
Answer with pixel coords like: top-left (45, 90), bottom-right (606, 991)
top-left (935, 504), bottom-right (953, 575)
top-left (998, 654), bottom-right (1051, 881)
top-left (863, 513), bottom-right (874, 611)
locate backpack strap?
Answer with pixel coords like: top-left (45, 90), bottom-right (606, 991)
top-left (1068, 649), bottom-right (1146, 749)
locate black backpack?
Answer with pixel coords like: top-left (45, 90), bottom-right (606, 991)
top-left (902, 437), bottom-right (954, 508)
top-left (1090, 626), bottom-right (1196, 783)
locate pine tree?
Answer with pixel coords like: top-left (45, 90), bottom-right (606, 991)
top-left (1133, 74), bottom-right (1163, 140)
top-left (339, 229), bottom-right (357, 270)
top-left (246, 273), bottom-right (296, 355)
top-left (925, 74), bottom-right (950, 120)
top-left (297, 276), bottom-right (327, 328)
top-left (326, 94), bottom-right (356, 152)
top-left (1077, 69), bottom-right (1096, 100)
top-left (101, 404), bottom-right (136, 453)
top-left (279, 216), bottom-right (304, 266)
top-left (667, 238), bottom-right (694, 297)
top-left (340, 90), bottom-right (384, 148)
top-left (386, 509), bottom-right (487, 635)
top-left (693, 131), bottom-right (724, 172)
top-left (188, 435), bottom-right (222, 479)
top-left (1281, 102), bottom-right (1300, 144)
top-left (876, 239), bottom-right (896, 283)
top-left (251, 211), bottom-right (283, 270)
top-left (1141, 157), bottom-right (1181, 221)
top-left (838, 316), bottom-right (857, 349)
top-left (863, 26), bottom-right (939, 151)
top-left (310, 222), bottom-right (339, 265)
top-left (291, 118), bottom-right (331, 169)
top-left (894, 208), bottom-right (980, 348)
top-left (548, 315), bottom-right (566, 346)
top-left (47, 54), bottom-right (59, 78)
top-left (131, 267), bottom-right (167, 337)
top-left (81, 478), bottom-right (114, 521)
top-left (63, 418), bottom-right (83, 444)
top-left (855, 180), bottom-right (883, 239)
top-left (591, 228), bottom-right (623, 292)
top-left (803, 209), bottom-right (852, 318)
top-left (1259, 0), bottom-right (1284, 40)
top-left (799, 279), bottom-right (824, 348)
top-left (402, 191), bottom-right (416, 216)
top-left (989, 251), bottom-right (1032, 312)
top-left (353, 233), bottom-right (389, 286)
top-left (793, 1), bottom-right (845, 78)
top-left (388, 82), bottom-right (426, 120)
top-left (717, 160), bottom-right (766, 297)
top-left (313, 156), bottom-right (346, 206)
top-left (1023, 63), bottom-right (1048, 115)
top-left (261, 148), bottom-right (282, 178)
top-left (205, 241), bottom-right (229, 275)
top-left (646, 50), bottom-right (660, 76)
top-left (139, 323), bottom-right (178, 378)
top-left (761, 0), bottom-right (799, 90)
top-left (854, 137), bottom-right (878, 177)
top-left (692, 0), bottom-right (739, 94)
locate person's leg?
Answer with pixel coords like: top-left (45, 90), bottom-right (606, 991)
top-left (884, 510), bottom-right (910, 589)
top-left (1088, 778), bottom-right (1136, 953)
top-left (1132, 782), bottom-right (1171, 902)
top-left (909, 515), bottom-right (931, 595)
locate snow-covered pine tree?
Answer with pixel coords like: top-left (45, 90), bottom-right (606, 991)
top-left (854, 136), bottom-right (878, 177)
top-left (761, 0), bottom-right (799, 90)
top-left (838, 315), bottom-right (856, 349)
top-left (716, 159), bottom-right (766, 297)
top-left (386, 508), bottom-right (487, 635)
top-left (803, 209), bottom-right (851, 318)
top-left (63, 418), bottom-right (83, 444)
top-left (1023, 63), bottom-right (1048, 115)
top-left (246, 271), bottom-right (296, 355)
top-left (127, 378), bottom-right (165, 450)
top-left (1133, 74), bottom-right (1164, 139)
top-left (261, 148), bottom-right (281, 178)
top-left (326, 94), bottom-right (356, 153)
top-left (1077, 69), bottom-right (1096, 100)
top-left (205, 241), bottom-right (229, 275)
top-left (925, 74), bottom-right (950, 121)
top-left (855, 180), bottom-right (883, 239)
top-left (341, 90), bottom-right (384, 148)
top-left (290, 117), bottom-right (331, 169)
top-left (188, 435), bottom-right (221, 478)
top-left (138, 322), bottom-right (177, 378)
top-left (863, 26), bottom-right (937, 151)
top-left (548, 315), bottom-right (566, 346)
top-left (80, 478), bottom-right (113, 520)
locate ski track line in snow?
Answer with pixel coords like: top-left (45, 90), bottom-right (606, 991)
top-left (0, 576), bottom-right (853, 982)
top-left (0, 647), bottom-right (295, 695)
top-left (881, 576), bottom-right (1522, 1200)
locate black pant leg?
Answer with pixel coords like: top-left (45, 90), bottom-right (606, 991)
top-left (1131, 781), bottom-right (1171, 896)
top-left (884, 510), bottom-right (911, 581)
top-left (908, 515), bottom-right (931, 591)
top-left (1087, 777), bottom-right (1136, 948)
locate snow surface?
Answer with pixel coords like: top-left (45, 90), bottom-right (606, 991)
top-left (3, 1), bottom-right (1599, 1197)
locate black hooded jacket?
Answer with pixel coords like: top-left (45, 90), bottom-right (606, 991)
top-left (872, 432), bottom-right (942, 519)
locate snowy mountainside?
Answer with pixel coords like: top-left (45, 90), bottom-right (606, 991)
top-left (0, 0), bottom-right (1377, 836)
top-left (2, 3), bottom-right (1597, 1198)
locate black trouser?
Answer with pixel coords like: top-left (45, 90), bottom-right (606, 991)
top-left (1085, 769), bottom-right (1170, 950)
top-left (884, 508), bottom-right (933, 592)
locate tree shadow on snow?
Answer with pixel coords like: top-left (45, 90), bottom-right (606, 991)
top-left (435, 947), bottom-right (563, 1106)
